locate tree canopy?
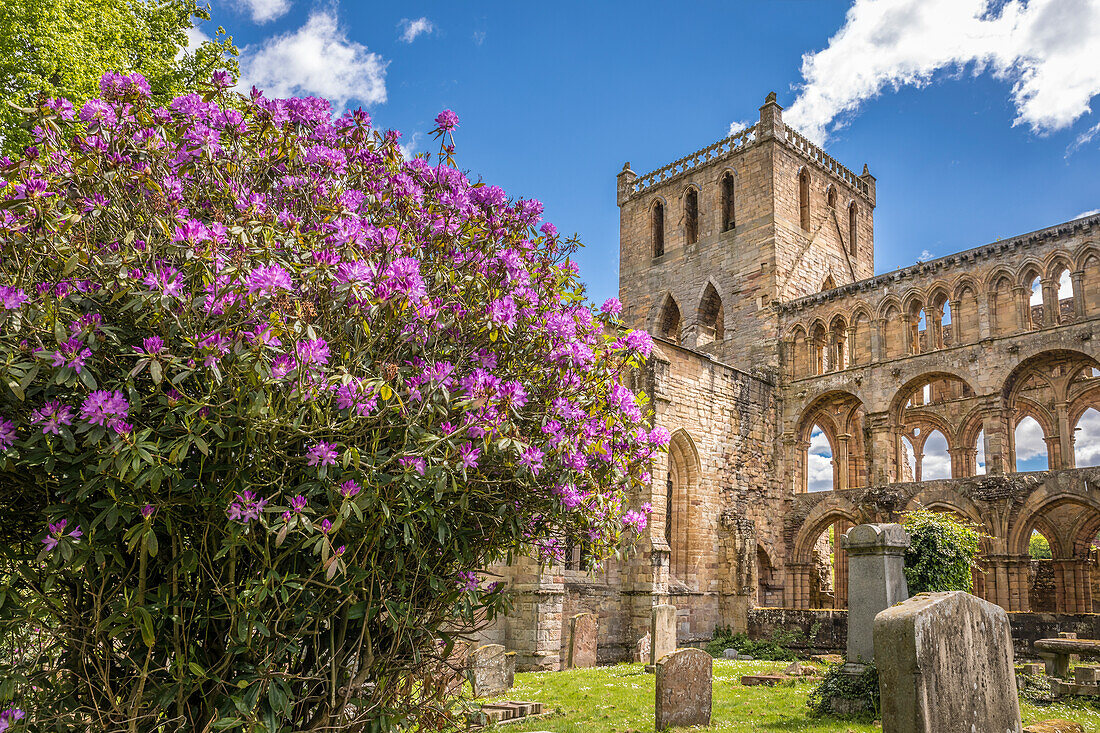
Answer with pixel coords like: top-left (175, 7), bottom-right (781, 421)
top-left (902, 510), bottom-right (984, 594)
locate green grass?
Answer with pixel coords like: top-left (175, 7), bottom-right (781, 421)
top-left (479, 660), bottom-right (1100, 732)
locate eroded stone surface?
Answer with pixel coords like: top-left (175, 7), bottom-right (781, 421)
top-left (567, 612), bottom-right (598, 669)
top-left (1023, 722), bottom-right (1085, 733)
top-left (840, 523), bottom-right (909, 665)
top-left (469, 644), bottom-right (514, 698)
top-left (650, 604), bottom-right (676, 666)
top-left (874, 591), bottom-right (1022, 733)
top-left (634, 632), bottom-right (651, 663)
top-left (656, 648), bottom-right (712, 730)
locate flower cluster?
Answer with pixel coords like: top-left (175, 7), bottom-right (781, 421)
top-left (42, 519), bottom-right (81, 551)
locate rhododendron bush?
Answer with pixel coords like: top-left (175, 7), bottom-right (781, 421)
top-left (0, 73), bottom-right (660, 731)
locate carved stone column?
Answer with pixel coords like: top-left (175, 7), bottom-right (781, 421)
top-left (1042, 279), bottom-right (1058, 327)
top-left (950, 299), bottom-right (962, 346)
top-left (1056, 400), bottom-right (1074, 469)
top-left (1072, 270), bottom-right (1086, 319)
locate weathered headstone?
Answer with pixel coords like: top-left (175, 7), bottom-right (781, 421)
top-left (634, 632), bottom-right (651, 663)
top-left (655, 648), bottom-right (712, 731)
top-left (874, 591), bottom-right (1022, 733)
top-left (1074, 665), bottom-right (1100, 684)
top-left (840, 523), bottom-right (909, 666)
top-left (722, 648), bottom-right (739, 659)
top-left (469, 644), bottom-right (514, 698)
top-left (1019, 662), bottom-right (1045, 677)
top-left (649, 604), bottom-right (676, 667)
top-left (566, 612), bottom-right (598, 669)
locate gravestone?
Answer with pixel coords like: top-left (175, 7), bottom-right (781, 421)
top-left (469, 644), bottom-right (515, 698)
top-left (840, 523), bottom-right (910, 666)
top-left (566, 612), bottom-right (598, 669)
top-left (655, 648), bottom-right (712, 731)
top-left (650, 604), bottom-right (676, 667)
top-left (874, 591), bottom-right (1022, 733)
top-left (723, 648), bottom-right (739, 659)
top-left (634, 632), bottom-right (651, 663)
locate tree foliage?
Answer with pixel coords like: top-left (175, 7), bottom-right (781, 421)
top-left (901, 510), bottom-right (984, 594)
top-left (1029, 530), bottom-right (1052, 559)
top-left (0, 75), bottom-right (659, 731)
top-left (0, 0), bottom-right (238, 156)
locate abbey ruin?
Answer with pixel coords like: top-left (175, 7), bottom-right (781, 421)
top-left (479, 93), bottom-right (1100, 670)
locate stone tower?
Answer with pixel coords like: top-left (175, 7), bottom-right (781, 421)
top-left (616, 93), bottom-right (877, 373)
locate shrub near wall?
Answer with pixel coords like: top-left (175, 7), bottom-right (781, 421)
top-left (902, 510), bottom-right (983, 594)
top-left (0, 74), bottom-right (659, 731)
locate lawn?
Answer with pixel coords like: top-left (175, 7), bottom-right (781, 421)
top-left (484, 660), bottom-right (1100, 732)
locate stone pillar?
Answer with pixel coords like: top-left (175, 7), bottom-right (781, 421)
top-left (949, 299), bottom-right (962, 346)
top-left (757, 92), bottom-right (784, 140)
top-left (505, 556), bottom-right (565, 671)
top-left (846, 326), bottom-right (857, 367)
top-left (866, 412), bottom-right (896, 485)
top-left (1008, 555), bottom-right (1031, 612)
top-left (616, 163), bottom-right (637, 206)
top-left (901, 314), bottom-right (914, 355)
top-left (1056, 400), bottom-right (1075, 469)
top-left (786, 561), bottom-right (812, 609)
top-left (1014, 285), bottom-right (1030, 330)
top-left (836, 434), bottom-right (850, 491)
top-left (840, 524), bottom-right (910, 667)
top-left (872, 318), bottom-right (885, 362)
top-left (981, 408), bottom-right (1009, 475)
top-left (1072, 270), bottom-right (1086, 319)
top-left (1042, 279), bottom-right (1058, 326)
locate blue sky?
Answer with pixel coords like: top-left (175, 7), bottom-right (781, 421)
top-left (200, 0), bottom-right (1100, 307)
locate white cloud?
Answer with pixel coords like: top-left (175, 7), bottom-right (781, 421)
top-left (1076, 208), bottom-right (1100, 219)
top-left (728, 120), bottom-right (749, 137)
top-left (808, 428), bottom-right (834, 491)
top-left (1015, 415), bottom-right (1049, 469)
top-left (242, 0), bottom-right (291, 24)
top-left (917, 249), bottom-right (934, 262)
top-left (179, 25), bottom-right (209, 59)
top-left (921, 430), bottom-right (951, 480)
top-left (399, 17), bottom-right (434, 43)
top-left (473, 30), bottom-right (487, 46)
top-left (785, 0), bottom-right (1100, 143)
top-left (1075, 407), bottom-right (1100, 467)
top-left (399, 132), bottom-right (423, 160)
top-left (239, 10), bottom-right (387, 110)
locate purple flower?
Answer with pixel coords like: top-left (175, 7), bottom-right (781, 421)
top-left (211, 70), bottom-right (234, 89)
top-left (600, 297), bottom-right (622, 316)
top-left (622, 510), bottom-right (647, 532)
top-left (648, 426), bottom-right (671, 447)
top-left (456, 570), bottom-right (478, 591)
top-left (227, 490), bottom-right (268, 523)
top-left (42, 518), bottom-right (82, 551)
top-left (458, 442), bottom-right (480, 470)
top-left (141, 336), bottom-right (165, 355)
top-left (398, 456), bottom-right (426, 475)
top-left (30, 400), bottom-right (74, 435)
top-left (519, 446), bottom-right (544, 476)
top-left (141, 504), bottom-right (156, 520)
top-left (338, 480), bottom-right (361, 499)
top-left (306, 441), bottom-right (338, 467)
top-left (296, 338), bottom-right (330, 367)
top-left (246, 264), bottom-right (293, 295)
top-left (320, 518), bottom-right (332, 534)
top-left (47, 337), bottom-right (92, 373)
top-left (0, 285), bottom-right (28, 310)
top-left (80, 390), bottom-right (129, 427)
top-left (625, 329), bottom-right (654, 357)
top-left (0, 707), bottom-right (25, 731)
top-left (435, 109), bottom-right (459, 131)
top-left (0, 418), bottom-right (16, 451)
top-left (290, 495), bottom-right (307, 513)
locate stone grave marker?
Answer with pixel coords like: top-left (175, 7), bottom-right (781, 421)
top-left (723, 648), bottom-right (738, 659)
top-left (634, 631), bottom-right (651, 663)
top-left (655, 647), bottom-right (712, 731)
top-left (566, 612), bottom-right (598, 669)
top-left (469, 644), bottom-right (515, 698)
top-left (649, 604), bottom-right (676, 667)
top-left (874, 591), bottom-right (1022, 733)
top-left (840, 523), bottom-right (909, 666)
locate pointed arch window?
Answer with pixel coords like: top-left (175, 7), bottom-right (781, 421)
top-left (684, 188), bottom-right (699, 245)
top-left (799, 169), bottom-right (811, 231)
top-left (651, 201), bottom-right (665, 257)
top-left (721, 173), bottom-right (736, 232)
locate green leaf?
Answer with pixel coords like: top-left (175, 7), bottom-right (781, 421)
top-left (132, 606), bottom-right (155, 647)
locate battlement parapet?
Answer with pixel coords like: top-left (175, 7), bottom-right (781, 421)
top-left (627, 125), bottom-right (758, 198)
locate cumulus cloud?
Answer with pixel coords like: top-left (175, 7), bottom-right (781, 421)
top-left (239, 10), bottom-right (387, 111)
top-left (808, 428), bottom-right (835, 492)
top-left (399, 132), bottom-right (424, 160)
top-left (917, 249), bottom-right (934, 262)
top-left (399, 17), bottom-right (434, 43)
top-left (1076, 208), bottom-right (1100, 219)
top-left (920, 430), bottom-right (951, 480)
top-left (242, 0), bottom-right (291, 24)
top-left (473, 30), bottom-right (487, 46)
top-left (728, 120), bottom-right (750, 137)
top-left (785, 0), bottom-right (1100, 143)
top-left (1015, 415), bottom-right (1049, 469)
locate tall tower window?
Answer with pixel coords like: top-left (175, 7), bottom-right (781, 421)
top-left (721, 173), bottom-right (736, 232)
top-left (848, 203), bottom-right (858, 255)
top-left (652, 201), bottom-right (665, 257)
top-left (685, 188), bottom-right (699, 245)
top-left (799, 169), bottom-right (811, 231)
